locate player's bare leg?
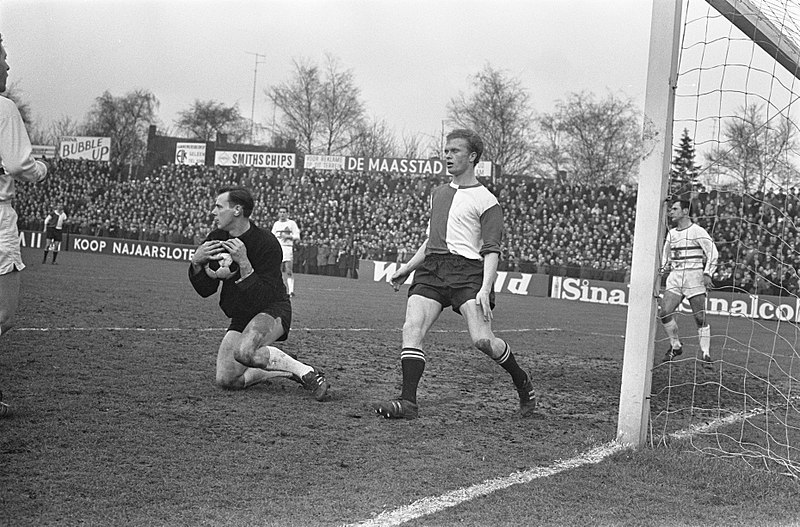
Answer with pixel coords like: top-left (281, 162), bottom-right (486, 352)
top-left (461, 299), bottom-right (536, 416)
top-left (689, 293), bottom-right (712, 369)
top-left (0, 270), bottom-right (20, 417)
top-left (282, 261), bottom-right (294, 296)
top-left (373, 295), bottom-right (441, 419)
top-left (659, 291), bottom-right (685, 362)
top-left (216, 313), bottom-right (330, 400)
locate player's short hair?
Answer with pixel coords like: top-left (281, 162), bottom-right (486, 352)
top-left (672, 199), bottom-right (691, 212)
top-left (219, 187), bottom-right (254, 218)
top-left (446, 128), bottom-right (484, 165)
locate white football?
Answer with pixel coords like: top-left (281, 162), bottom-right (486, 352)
top-left (204, 252), bottom-right (236, 280)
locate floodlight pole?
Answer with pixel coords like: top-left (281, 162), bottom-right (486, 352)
top-left (246, 51), bottom-right (266, 144)
top-left (616, 0), bottom-right (682, 448)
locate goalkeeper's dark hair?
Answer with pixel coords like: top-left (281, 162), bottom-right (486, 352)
top-left (446, 128), bottom-right (484, 165)
top-left (219, 187), bottom-right (254, 218)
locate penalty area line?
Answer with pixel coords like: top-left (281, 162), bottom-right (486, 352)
top-left (344, 402), bottom-right (763, 527)
top-left (343, 442), bottom-right (627, 527)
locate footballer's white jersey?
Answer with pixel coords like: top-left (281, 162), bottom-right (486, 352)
top-left (272, 219), bottom-right (300, 247)
top-left (662, 223), bottom-right (719, 276)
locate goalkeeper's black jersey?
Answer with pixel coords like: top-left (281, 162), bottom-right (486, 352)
top-left (189, 221), bottom-right (289, 320)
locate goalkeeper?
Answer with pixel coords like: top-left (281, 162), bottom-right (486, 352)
top-left (189, 187), bottom-right (330, 401)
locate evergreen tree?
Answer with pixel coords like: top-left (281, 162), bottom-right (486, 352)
top-left (670, 128), bottom-right (701, 197)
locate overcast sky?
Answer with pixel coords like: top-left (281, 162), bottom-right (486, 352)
top-left (2, 0), bottom-right (654, 142)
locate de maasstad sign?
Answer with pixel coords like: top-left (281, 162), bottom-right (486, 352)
top-left (550, 276), bottom-right (800, 323)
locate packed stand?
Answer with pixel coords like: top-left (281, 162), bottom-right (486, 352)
top-left (13, 159), bottom-right (800, 293)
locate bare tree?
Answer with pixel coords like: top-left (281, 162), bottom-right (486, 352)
top-left (545, 91), bottom-right (644, 186)
top-left (447, 64), bottom-right (536, 175)
top-left (533, 113), bottom-right (569, 183)
top-left (269, 56), bottom-right (366, 155)
top-left (319, 54), bottom-right (365, 154)
top-left (174, 99), bottom-right (248, 142)
top-left (350, 118), bottom-right (397, 157)
top-left (705, 103), bottom-right (799, 192)
top-left (84, 89), bottom-right (159, 166)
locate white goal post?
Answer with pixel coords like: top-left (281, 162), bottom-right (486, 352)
top-left (616, 0), bottom-right (684, 447)
top-left (618, 0), bottom-right (800, 453)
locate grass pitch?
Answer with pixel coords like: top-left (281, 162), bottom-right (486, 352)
top-left (1, 249), bottom-right (799, 526)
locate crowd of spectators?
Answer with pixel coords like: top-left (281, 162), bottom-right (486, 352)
top-left (12, 158), bottom-right (800, 294)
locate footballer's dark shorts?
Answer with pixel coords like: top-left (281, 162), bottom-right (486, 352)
top-left (228, 300), bottom-right (292, 341)
top-left (46, 227), bottom-right (63, 242)
top-left (408, 253), bottom-right (495, 314)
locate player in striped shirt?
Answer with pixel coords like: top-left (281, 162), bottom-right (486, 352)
top-left (659, 199), bottom-right (719, 367)
top-left (371, 129), bottom-right (536, 420)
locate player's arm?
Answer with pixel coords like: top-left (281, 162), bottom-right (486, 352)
top-left (291, 221), bottom-right (301, 242)
top-left (188, 240), bottom-right (224, 296)
top-left (698, 229), bottom-right (719, 287)
top-left (476, 202), bottom-right (503, 320)
top-left (43, 214), bottom-right (51, 232)
top-left (0, 99), bottom-right (47, 183)
top-left (390, 239), bottom-right (427, 291)
top-left (659, 236), bottom-right (671, 274)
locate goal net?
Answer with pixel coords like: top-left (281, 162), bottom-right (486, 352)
top-left (648, 0), bottom-right (800, 478)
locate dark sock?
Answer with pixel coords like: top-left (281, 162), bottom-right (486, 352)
top-left (400, 347), bottom-right (425, 404)
top-left (495, 342), bottom-right (528, 388)
top-left (52, 252), bottom-right (58, 263)
top-left (43, 251), bottom-right (48, 263)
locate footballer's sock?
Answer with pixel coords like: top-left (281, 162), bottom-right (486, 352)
top-left (662, 318), bottom-right (682, 349)
top-left (287, 276), bottom-right (294, 295)
top-left (495, 342), bottom-right (528, 388)
top-left (52, 252), bottom-right (58, 263)
top-left (400, 347), bottom-right (425, 404)
top-left (42, 251), bottom-right (48, 264)
top-left (264, 346), bottom-right (313, 377)
top-left (698, 325), bottom-right (711, 356)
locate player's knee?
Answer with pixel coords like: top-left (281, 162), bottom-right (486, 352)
top-left (233, 346), bottom-right (257, 367)
top-left (0, 313), bottom-right (15, 335)
top-left (473, 338), bottom-right (493, 355)
top-left (215, 374), bottom-right (244, 390)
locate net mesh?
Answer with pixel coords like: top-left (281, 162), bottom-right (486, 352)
top-left (650, 0), bottom-right (800, 478)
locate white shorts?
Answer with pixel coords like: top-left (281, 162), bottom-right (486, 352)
top-left (0, 202), bottom-right (25, 275)
top-left (280, 244), bottom-right (293, 263)
top-left (665, 268), bottom-right (706, 299)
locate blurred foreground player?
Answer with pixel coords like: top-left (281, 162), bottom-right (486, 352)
top-left (189, 187), bottom-right (330, 400)
top-left (372, 129), bottom-right (535, 419)
top-left (0, 33), bottom-right (49, 416)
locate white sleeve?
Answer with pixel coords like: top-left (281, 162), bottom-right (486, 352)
top-left (0, 98), bottom-right (47, 183)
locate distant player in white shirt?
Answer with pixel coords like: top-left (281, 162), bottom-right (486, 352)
top-left (271, 207), bottom-right (300, 297)
top-left (659, 199), bottom-right (719, 368)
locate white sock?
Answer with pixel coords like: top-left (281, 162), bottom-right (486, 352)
top-left (698, 325), bottom-right (711, 356)
top-left (287, 276), bottom-right (294, 294)
top-left (662, 318), bottom-right (681, 349)
top-left (264, 346), bottom-right (311, 377)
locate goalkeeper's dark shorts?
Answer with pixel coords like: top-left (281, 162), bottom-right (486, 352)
top-left (409, 253), bottom-right (495, 314)
top-left (46, 227), bottom-right (63, 242)
top-left (228, 300), bottom-right (292, 341)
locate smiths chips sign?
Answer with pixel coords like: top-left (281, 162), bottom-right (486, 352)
top-left (214, 151), bottom-right (296, 168)
top-left (59, 136), bottom-right (111, 161)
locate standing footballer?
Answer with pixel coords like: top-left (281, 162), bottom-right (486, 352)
top-left (42, 203), bottom-right (67, 264)
top-left (371, 129), bottom-right (535, 420)
top-left (659, 199), bottom-right (719, 368)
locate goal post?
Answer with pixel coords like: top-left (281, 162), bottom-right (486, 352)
top-left (616, 0), bottom-right (684, 447)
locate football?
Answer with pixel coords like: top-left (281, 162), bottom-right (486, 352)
top-left (204, 252), bottom-right (238, 280)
